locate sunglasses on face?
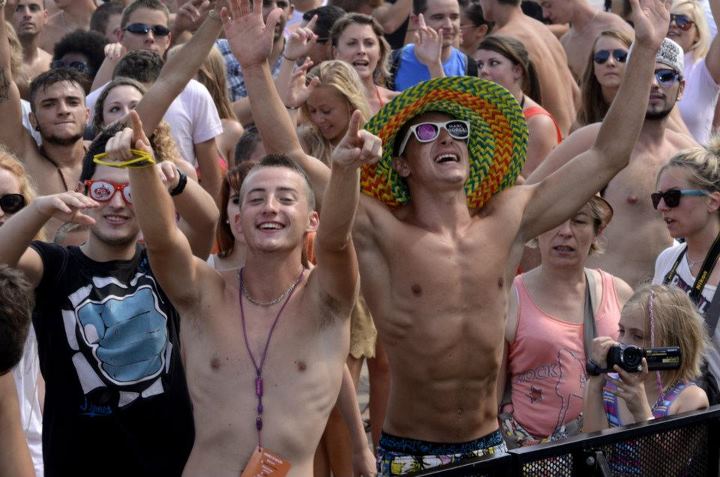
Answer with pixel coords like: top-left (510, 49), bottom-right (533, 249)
top-left (0, 193), bottom-right (26, 214)
top-left (670, 13), bottom-right (694, 31)
top-left (650, 189), bottom-right (708, 209)
top-left (84, 180), bottom-right (133, 205)
top-left (655, 68), bottom-right (680, 88)
top-left (51, 60), bottom-right (93, 75)
top-left (124, 22), bottom-right (171, 37)
top-left (593, 49), bottom-right (628, 65)
top-left (398, 120), bottom-right (471, 155)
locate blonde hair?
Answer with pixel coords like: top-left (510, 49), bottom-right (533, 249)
top-left (5, 22), bottom-right (22, 79)
top-left (0, 146), bottom-right (44, 241)
top-left (302, 60), bottom-right (371, 155)
top-left (623, 284), bottom-right (709, 388)
top-left (672, 0), bottom-right (710, 59)
top-left (196, 47), bottom-right (238, 121)
top-left (658, 135), bottom-right (720, 207)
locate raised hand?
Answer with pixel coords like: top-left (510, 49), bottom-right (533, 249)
top-left (281, 58), bottom-right (320, 109)
top-left (414, 13), bottom-right (443, 72)
top-left (331, 110), bottom-right (382, 170)
top-left (174, 0), bottom-right (213, 33)
top-left (104, 42), bottom-right (127, 61)
top-left (104, 111), bottom-right (155, 163)
top-left (221, 0), bottom-right (282, 68)
top-left (34, 192), bottom-right (98, 225)
top-left (629, 0), bottom-right (670, 49)
top-left (283, 14), bottom-right (318, 62)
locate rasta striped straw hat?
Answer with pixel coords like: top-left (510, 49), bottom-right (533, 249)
top-left (362, 76), bottom-right (528, 209)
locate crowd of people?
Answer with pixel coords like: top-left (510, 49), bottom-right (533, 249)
top-left (0, 0), bottom-right (718, 474)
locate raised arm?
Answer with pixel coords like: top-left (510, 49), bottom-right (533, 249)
top-left (315, 111), bottom-right (380, 303)
top-left (221, 0), bottom-right (331, 196)
top-left (134, 7), bottom-right (223, 137)
top-left (117, 112), bottom-right (212, 308)
top-left (0, 192), bottom-right (97, 287)
top-left (372, 0), bottom-right (412, 35)
top-left (705, 0), bottom-right (720, 82)
top-left (518, 0), bottom-right (668, 242)
top-left (0, 2), bottom-right (35, 159)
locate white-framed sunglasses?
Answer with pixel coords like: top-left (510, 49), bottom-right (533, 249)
top-left (398, 120), bottom-right (471, 155)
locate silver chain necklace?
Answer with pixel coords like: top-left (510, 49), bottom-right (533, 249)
top-left (239, 269), bottom-right (304, 307)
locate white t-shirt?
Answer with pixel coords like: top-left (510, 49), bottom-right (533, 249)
top-left (679, 53), bottom-right (720, 145)
top-left (86, 79), bottom-right (223, 166)
top-left (653, 243), bottom-right (720, 383)
top-left (12, 326), bottom-right (44, 477)
top-left (20, 99), bottom-right (42, 145)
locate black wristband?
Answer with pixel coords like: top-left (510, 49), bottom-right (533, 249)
top-left (170, 171), bottom-right (188, 197)
top-left (585, 359), bottom-right (606, 376)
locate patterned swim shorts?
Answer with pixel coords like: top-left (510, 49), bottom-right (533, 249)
top-left (377, 430), bottom-right (507, 476)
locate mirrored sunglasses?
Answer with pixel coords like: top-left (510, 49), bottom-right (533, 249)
top-left (0, 193), bottom-right (26, 214)
top-left (399, 120), bottom-right (470, 155)
top-left (670, 13), bottom-right (694, 31)
top-left (51, 60), bottom-right (93, 75)
top-left (84, 180), bottom-right (133, 204)
top-left (124, 22), bottom-right (171, 37)
top-left (655, 68), bottom-right (680, 88)
top-left (593, 49), bottom-right (628, 65)
top-left (650, 189), bottom-right (708, 209)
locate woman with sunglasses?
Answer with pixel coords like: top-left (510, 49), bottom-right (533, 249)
top-left (668, 0), bottom-right (720, 144)
top-left (475, 35), bottom-right (561, 177)
top-left (575, 30), bottom-right (633, 129)
top-left (652, 139), bottom-right (720, 404)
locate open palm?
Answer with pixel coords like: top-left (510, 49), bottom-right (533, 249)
top-left (222, 0), bottom-right (282, 67)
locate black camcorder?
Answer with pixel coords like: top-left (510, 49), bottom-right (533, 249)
top-left (605, 344), bottom-right (682, 373)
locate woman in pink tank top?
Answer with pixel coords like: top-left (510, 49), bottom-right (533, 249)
top-left (499, 196), bottom-right (632, 448)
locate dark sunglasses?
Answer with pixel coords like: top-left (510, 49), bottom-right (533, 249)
top-left (593, 49), bottom-right (628, 65)
top-left (84, 180), bottom-right (133, 205)
top-left (0, 193), bottom-right (26, 214)
top-left (651, 189), bottom-right (708, 209)
top-left (398, 120), bottom-right (470, 155)
top-left (124, 23), bottom-right (171, 37)
top-left (670, 13), bottom-right (694, 31)
top-left (655, 68), bottom-right (680, 88)
top-left (51, 60), bottom-right (93, 75)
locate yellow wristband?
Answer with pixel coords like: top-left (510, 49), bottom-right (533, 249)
top-left (93, 149), bottom-right (156, 168)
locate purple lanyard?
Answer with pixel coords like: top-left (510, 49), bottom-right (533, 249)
top-left (239, 267), bottom-right (305, 448)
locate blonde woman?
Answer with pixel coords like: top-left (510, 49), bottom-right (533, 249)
top-left (671, 0), bottom-right (720, 144)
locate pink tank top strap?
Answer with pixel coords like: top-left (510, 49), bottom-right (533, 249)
top-left (523, 106), bottom-right (563, 144)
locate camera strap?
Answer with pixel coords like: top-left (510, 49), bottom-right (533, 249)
top-left (663, 233), bottom-right (720, 336)
top-left (583, 269), bottom-right (598, 363)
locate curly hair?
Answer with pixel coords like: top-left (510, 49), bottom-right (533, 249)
top-left (52, 29), bottom-right (109, 78)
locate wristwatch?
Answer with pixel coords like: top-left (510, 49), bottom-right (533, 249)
top-left (585, 359), bottom-right (606, 377)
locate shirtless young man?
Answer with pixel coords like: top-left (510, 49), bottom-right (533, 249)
top-left (479, 0), bottom-right (579, 137)
top-left (12, 0), bottom-right (52, 84)
top-left (237, 0), bottom-right (669, 473)
top-left (539, 0), bottom-right (634, 79)
top-left (1, 1), bottom-right (90, 241)
top-left (530, 38), bottom-right (697, 288)
top-left (38, 0), bottom-right (96, 53)
top-left (110, 4), bottom-right (382, 470)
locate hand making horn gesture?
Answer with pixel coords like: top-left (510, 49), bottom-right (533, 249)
top-left (330, 110), bottom-right (382, 170)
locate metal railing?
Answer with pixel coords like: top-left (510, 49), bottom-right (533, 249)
top-left (410, 405), bottom-right (720, 476)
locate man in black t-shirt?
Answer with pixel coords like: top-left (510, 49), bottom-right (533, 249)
top-left (0, 134), bottom-right (196, 476)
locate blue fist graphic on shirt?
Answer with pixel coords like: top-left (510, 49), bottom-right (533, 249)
top-left (76, 286), bottom-right (168, 385)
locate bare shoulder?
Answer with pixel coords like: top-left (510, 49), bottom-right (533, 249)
top-left (666, 129), bottom-right (699, 150)
top-left (609, 274), bottom-right (634, 306)
top-left (672, 384), bottom-right (709, 414)
top-left (526, 112), bottom-right (558, 133)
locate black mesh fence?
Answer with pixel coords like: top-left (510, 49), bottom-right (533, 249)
top-left (410, 406), bottom-right (720, 477)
